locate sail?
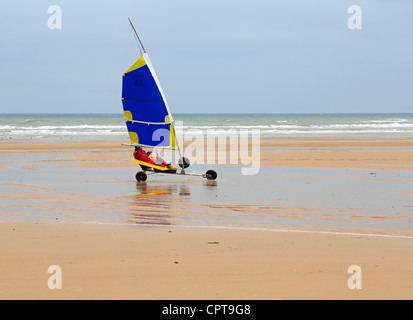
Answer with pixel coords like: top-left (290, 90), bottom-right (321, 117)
top-left (121, 53), bottom-right (176, 148)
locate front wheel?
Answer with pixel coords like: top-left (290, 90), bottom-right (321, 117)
top-left (178, 157), bottom-right (191, 169)
top-left (205, 170), bottom-right (217, 181)
top-left (136, 171), bottom-right (147, 182)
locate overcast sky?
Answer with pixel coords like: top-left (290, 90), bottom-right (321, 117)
top-left (0, 1), bottom-right (412, 114)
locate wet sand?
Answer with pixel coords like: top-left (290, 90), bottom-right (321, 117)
top-left (0, 138), bottom-right (413, 299)
top-left (1, 138), bottom-right (413, 171)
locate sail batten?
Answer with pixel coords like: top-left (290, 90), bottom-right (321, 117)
top-left (123, 98), bottom-right (164, 102)
top-left (127, 120), bottom-right (170, 125)
top-left (122, 52), bottom-right (176, 149)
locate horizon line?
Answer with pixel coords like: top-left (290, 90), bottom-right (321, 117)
top-left (1, 112), bottom-right (413, 115)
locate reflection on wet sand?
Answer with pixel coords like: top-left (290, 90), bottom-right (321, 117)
top-left (205, 180), bottom-right (217, 189)
top-left (179, 184), bottom-right (191, 197)
top-left (137, 182), bottom-right (178, 198)
top-left (128, 182), bottom-right (193, 225)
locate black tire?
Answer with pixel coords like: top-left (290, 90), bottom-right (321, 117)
top-left (178, 157), bottom-right (191, 169)
top-left (206, 170), bottom-right (217, 181)
top-left (136, 171), bottom-right (147, 182)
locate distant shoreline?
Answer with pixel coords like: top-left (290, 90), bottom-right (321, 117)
top-left (1, 112), bottom-right (413, 115)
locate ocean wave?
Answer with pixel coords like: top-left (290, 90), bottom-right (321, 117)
top-left (365, 119), bottom-right (410, 123)
top-left (3, 123), bottom-right (413, 133)
top-left (3, 130), bottom-right (126, 136)
top-left (3, 125), bottom-right (413, 137)
top-left (1, 114), bottom-right (413, 141)
top-left (14, 125), bottom-right (125, 130)
top-left (262, 129), bottom-right (413, 135)
top-left (312, 123), bottom-right (413, 129)
top-left (182, 123), bottom-right (413, 130)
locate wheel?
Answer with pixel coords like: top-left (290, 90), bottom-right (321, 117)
top-left (205, 170), bottom-right (217, 181)
top-left (178, 157), bottom-right (191, 169)
top-left (135, 171), bottom-right (147, 182)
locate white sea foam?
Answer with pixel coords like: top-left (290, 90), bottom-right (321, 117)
top-left (6, 130), bottom-right (126, 136)
top-left (1, 114), bottom-right (413, 141)
top-left (366, 118), bottom-right (409, 123)
top-left (17, 125), bottom-right (125, 130)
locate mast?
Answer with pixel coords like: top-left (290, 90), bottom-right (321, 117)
top-left (128, 17), bottom-right (146, 54)
top-left (172, 122), bottom-right (184, 170)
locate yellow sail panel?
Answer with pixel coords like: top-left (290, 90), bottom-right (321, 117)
top-left (124, 56), bottom-right (146, 74)
top-left (170, 125), bottom-right (176, 149)
top-left (129, 132), bottom-right (139, 144)
top-left (124, 111), bottom-right (133, 122)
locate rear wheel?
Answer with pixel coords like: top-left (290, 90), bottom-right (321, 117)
top-left (136, 171), bottom-right (147, 182)
top-left (205, 170), bottom-right (217, 181)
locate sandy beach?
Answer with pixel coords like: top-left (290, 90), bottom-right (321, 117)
top-left (1, 138), bottom-right (413, 300)
top-left (2, 138), bottom-right (413, 171)
top-left (1, 222), bottom-right (413, 300)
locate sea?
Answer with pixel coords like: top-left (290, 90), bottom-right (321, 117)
top-left (1, 113), bottom-right (413, 142)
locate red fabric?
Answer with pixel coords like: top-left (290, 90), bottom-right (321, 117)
top-left (134, 149), bottom-right (168, 167)
top-left (134, 149), bottom-right (148, 162)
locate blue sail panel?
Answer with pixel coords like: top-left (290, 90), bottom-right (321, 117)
top-left (126, 122), bottom-right (171, 148)
top-left (122, 99), bottom-right (169, 123)
top-left (126, 64), bottom-right (151, 76)
top-left (122, 75), bottom-right (163, 101)
top-left (122, 54), bottom-right (174, 148)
